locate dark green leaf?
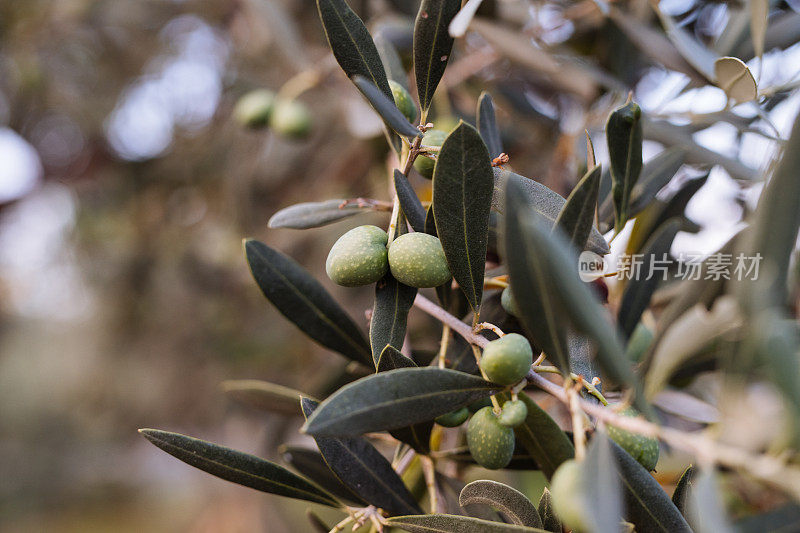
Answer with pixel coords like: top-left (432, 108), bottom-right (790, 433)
top-left (433, 122), bottom-right (495, 311)
top-left (537, 489), bottom-right (562, 533)
top-left (424, 204), bottom-right (437, 236)
top-left (279, 445), bottom-right (366, 505)
top-left (611, 440), bottom-right (692, 532)
top-left (672, 465), bottom-right (694, 515)
top-left (245, 240), bottom-right (371, 366)
top-left (394, 170), bottom-right (427, 233)
top-left (607, 99), bottom-right (644, 232)
top-left (352, 75), bottom-right (420, 138)
top-left (413, 0), bottom-right (461, 113)
top-left (139, 429), bottom-right (339, 507)
top-left (221, 379), bottom-right (312, 415)
top-left (583, 432), bottom-right (622, 533)
top-left (300, 398), bottom-right (423, 516)
top-left (618, 219), bottom-right (681, 339)
top-left (492, 168), bottom-right (609, 255)
top-left (302, 367), bottom-right (499, 436)
top-left (377, 344), bottom-right (417, 371)
top-left (477, 91), bottom-right (503, 159)
top-left (370, 272), bottom-right (417, 365)
top-left (568, 333), bottom-right (601, 400)
top-left (554, 164), bottom-right (603, 252)
top-left (374, 32), bottom-right (408, 90)
top-left (268, 199), bottom-right (367, 229)
top-left (388, 514), bottom-right (548, 532)
top-left (459, 480), bottom-right (543, 528)
top-left (316, 0), bottom-right (392, 100)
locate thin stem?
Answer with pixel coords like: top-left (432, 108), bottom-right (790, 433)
top-left (532, 352), bottom-right (546, 366)
top-left (568, 385), bottom-right (587, 461)
top-left (386, 195), bottom-right (401, 242)
top-left (437, 324), bottom-right (451, 369)
top-left (421, 456), bottom-right (442, 514)
top-left (475, 322), bottom-right (505, 337)
top-left (393, 448), bottom-right (417, 476)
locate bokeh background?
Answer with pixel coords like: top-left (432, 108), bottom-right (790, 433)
top-left (1, 0), bottom-right (800, 530)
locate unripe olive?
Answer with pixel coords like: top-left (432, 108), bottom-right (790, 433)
top-left (498, 400), bottom-right (528, 427)
top-left (389, 80), bottom-right (417, 124)
top-left (435, 406), bottom-right (469, 427)
top-left (550, 459), bottom-right (591, 532)
top-left (467, 397), bottom-right (493, 413)
top-left (500, 287), bottom-right (519, 316)
top-left (270, 99), bottom-right (312, 139)
top-left (607, 405), bottom-right (659, 471)
top-left (479, 333), bottom-right (533, 386)
top-left (413, 129), bottom-right (448, 179)
top-left (234, 89), bottom-right (276, 129)
top-left (388, 232), bottom-right (451, 288)
top-left (326, 225), bottom-right (389, 287)
top-left (467, 406), bottom-right (515, 470)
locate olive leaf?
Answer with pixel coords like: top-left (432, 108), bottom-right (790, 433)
top-left (687, 468), bottom-right (734, 533)
top-left (352, 76), bottom-right (421, 138)
top-left (537, 489), bottom-right (562, 533)
top-left (300, 398), bottom-right (423, 516)
top-left (672, 465), bottom-right (695, 515)
top-left (607, 99), bottom-right (644, 232)
top-left (221, 379), bottom-right (314, 415)
top-left (376, 344), bottom-right (416, 371)
top-left (268, 199), bottom-right (367, 229)
top-left (611, 439), bottom-right (692, 532)
top-left (583, 432), bottom-right (622, 533)
top-left (244, 240), bottom-right (372, 366)
top-left (279, 445), bottom-right (366, 505)
top-left (618, 218), bottom-right (681, 339)
top-left (433, 121), bottom-right (495, 312)
top-left (394, 169), bottom-right (427, 233)
top-left (374, 32), bottom-right (408, 90)
top-left (652, 7), bottom-right (717, 81)
top-left (413, 0), bottom-right (461, 114)
top-left (370, 272), bottom-right (417, 365)
top-left (316, 0), bottom-right (392, 100)
top-left (554, 164), bottom-right (603, 252)
top-left (302, 367), bottom-right (499, 436)
top-left (138, 429), bottom-right (340, 507)
top-left (493, 168), bottom-right (609, 255)
top-left (387, 514), bottom-right (548, 532)
top-left (477, 91), bottom-right (503, 159)
top-left (459, 480), bottom-right (543, 528)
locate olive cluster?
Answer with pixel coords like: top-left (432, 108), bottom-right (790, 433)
top-left (233, 89), bottom-right (312, 139)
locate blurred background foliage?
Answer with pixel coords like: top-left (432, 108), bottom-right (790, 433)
top-left (1, 0), bottom-right (800, 530)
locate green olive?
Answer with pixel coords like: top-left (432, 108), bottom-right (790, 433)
top-left (233, 89), bottom-right (276, 129)
top-left (325, 225), bottom-right (389, 287)
top-left (498, 400), bottom-right (528, 427)
top-left (467, 406), bottom-right (515, 470)
top-left (413, 129), bottom-right (448, 179)
top-left (435, 407), bottom-right (469, 427)
top-left (389, 80), bottom-right (417, 124)
top-left (500, 287), bottom-right (519, 316)
top-left (270, 99), bottom-right (312, 139)
top-left (388, 232), bottom-right (451, 288)
top-left (607, 405), bottom-right (660, 471)
top-left (479, 333), bottom-right (533, 386)
top-left (550, 459), bottom-right (591, 532)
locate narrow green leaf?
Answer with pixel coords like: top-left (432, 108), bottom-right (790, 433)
top-left (370, 273), bottom-right (417, 365)
top-left (583, 432), bottom-right (622, 533)
top-left (424, 204), bottom-right (437, 236)
top-left (302, 367), bottom-right (500, 436)
top-left (300, 398), bottom-right (423, 516)
top-left (374, 32), bottom-right (408, 90)
top-left (554, 164), bottom-right (603, 252)
top-left (671, 465), bottom-right (694, 515)
top-left (687, 468), bottom-right (734, 533)
top-left (316, 0), bottom-right (392, 100)
top-left (611, 440), bottom-right (692, 532)
top-left (459, 480), bottom-right (543, 528)
top-left (394, 169), bottom-right (427, 233)
top-left (477, 91), bottom-right (503, 159)
top-left (433, 121), bottom-right (495, 311)
top-left (388, 514), bottom-right (547, 532)
top-left (413, 0), bottom-right (461, 113)
top-left (279, 445), bottom-right (366, 505)
top-left (268, 199), bottom-right (367, 229)
top-left (607, 99), bottom-right (644, 232)
top-left (221, 379), bottom-right (313, 415)
top-left (352, 75), bottom-right (421, 138)
top-left (493, 168), bottom-right (609, 255)
top-left (139, 429), bottom-right (340, 507)
top-left (245, 240), bottom-right (372, 366)
top-left (618, 219), bottom-right (681, 339)
top-left (377, 344), bottom-right (417, 371)
top-left (537, 489), bottom-right (562, 533)
top-left (653, 8), bottom-right (717, 80)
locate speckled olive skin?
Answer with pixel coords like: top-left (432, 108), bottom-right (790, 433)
top-left (500, 287), bottom-right (519, 316)
top-left (435, 406), bottom-right (469, 427)
top-left (234, 89), bottom-right (276, 129)
top-left (270, 99), bottom-right (312, 139)
top-left (467, 406), bottom-right (515, 470)
top-left (608, 406), bottom-right (660, 471)
top-left (498, 400), bottom-right (528, 427)
top-left (389, 80), bottom-right (417, 124)
top-left (550, 459), bottom-right (590, 532)
top-left (413, 129), bottom-right (448, 179)
top-left (479, 333), bottom-right (533, 386)
top-left (326, 225), bottom-right (389, 287)
top-left (388, 233), bottom-right (451, 288)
